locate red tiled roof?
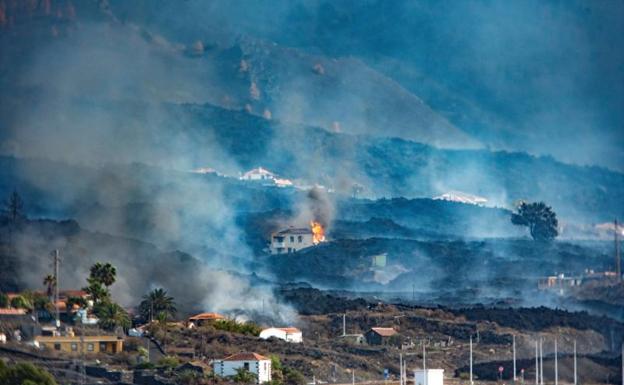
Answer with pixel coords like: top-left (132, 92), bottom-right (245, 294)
top-left (188, 312), bottom-right (225, 321)
top-left (223, 352), bottom-right (269, 361)
top-left (60, 290), bottom-right (88, 298)
top-left (370, 327), bottom-right (397, 337)
top-left (0, 308), bottom-right (27, 315)
top-left (277, 327), bottom-right (301, 333)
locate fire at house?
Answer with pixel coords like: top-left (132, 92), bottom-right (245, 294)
top-left (270, 222), bottom-right (326, 254)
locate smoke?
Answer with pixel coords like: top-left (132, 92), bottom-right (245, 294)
top-left (0, 0), bottom-right (622, 323)
top-left (0, 15), bottom-right (301, 323)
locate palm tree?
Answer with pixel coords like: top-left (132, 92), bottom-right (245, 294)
top-left (232, 368), bottom-right (257, 384)
top-left (89, 262), bottom-right (116, 288)
top-left (43, 275), bottom-right (56, 298)
top-left (94, 302), bottom-right (130, 331)
top-left (84, 281), bottom-right (109, 304)
top-left (139, 288), bottom-right (176, 322)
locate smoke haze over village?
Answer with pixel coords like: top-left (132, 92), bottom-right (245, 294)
top-left (0, 2), bottom-right (623, 384)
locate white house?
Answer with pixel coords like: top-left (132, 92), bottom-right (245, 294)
top-left (212, 352), bottom-right (271, 384)
top-left (270, 228), bottom-right (314, 254)
top-left (414, 369), bottom-right (444, 385)
top-left (259, 327), bottom-right (303, 343)
top-left (433, 191), bottom-right (487, 206)
top-left (241, 167), bottom-right (276, 181)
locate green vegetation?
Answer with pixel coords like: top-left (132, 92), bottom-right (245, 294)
top-left (42, 275), bottom-right (55, 298)
top-left (89, 262), bottom-right (117, 288)
top-left (32, 294), bottom-right (51, 312)
top-left (66, 296), bottom-right (87, 310)
top-left (157, 356), bottom-right (180, 371)
top-left (213, 319), bottom-right (261, 336)
top-left (232, 367), bottom-right (257, 384)
top-left (139, 288), bottom-right (177, 322)
top-left (84, 262), bottom-right (117, 303)
top-left (269, 355), bottom-right (306, 385)
top-left (94, 301), bottom-right (130, 331)
top-left (0, 360), bottom-right (57, 385)
top-left (0, 292), bottom-right (9, 307)
top-left (511, 201), bottom-right (559, 241)
top-left (10, 294), bottom-right (32, 310)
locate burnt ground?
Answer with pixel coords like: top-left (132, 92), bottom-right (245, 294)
top-left (154, 289), bottom-right (624, 384)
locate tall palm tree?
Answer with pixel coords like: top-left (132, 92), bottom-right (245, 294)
top-left (43, 275), bottom-right (56, 299)
top-left (139, 288), bottom-right (176, 322)
top-left (89, 262), bottom-right (116, 288)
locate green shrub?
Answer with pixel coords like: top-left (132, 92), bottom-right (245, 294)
top-left (0, 292), bottom-right (9, 308)
top-left (0, 361), bottom-right (57, 385)
top-left (157, 356), bottom-right (180, 370)
top-left (213, 319), bottom-right (261, 336)
top-left (10, 295), bottom-right (32, 310)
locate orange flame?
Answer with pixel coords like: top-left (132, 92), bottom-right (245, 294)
top-left (310, 221), bottom-right (326, 245)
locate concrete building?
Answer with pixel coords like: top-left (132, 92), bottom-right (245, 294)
top-left (212, 352), bottom-right (271, 384)
top-left (259, 327), bottom-right (302, 343)
top-left (35, 335), bottom-right (124, 355)
top-left (364, 327), bottom-right (397, 345)
top-left (414, 369), bottom-right (444, 385)
top-left (537, 273), bottom-right (582, 294)
top-left (270, 228), bottom-right (314, 254)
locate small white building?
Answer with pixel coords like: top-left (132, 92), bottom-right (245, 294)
top-left (414, 369), bottom-right (444, 385)
top-left (259, 327), bottom-right (302, 343)
top-left (241, 167), bottom-right (276, 181)
top-left (212, 352), bottom-right (272, 384)
top-left (270, 228), bottom-right (314, 254)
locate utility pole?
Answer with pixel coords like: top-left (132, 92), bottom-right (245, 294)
top-left (352, 370), bottom-right (355, 385)
top-left (513, 334), bottom-right (517, 382)
top-left (80, 317), bottom-right (86, 385)
top-left (343, 314), bottom-right (346, 337)
top-left (52, 249), bottom-right (61, 328)
top-left (616, 219), bottom-right (621, 281)
top-left (573, 340), bottom-right (577, 385)
top-left (554, 339), bottom-right (558, 385)
top-left (470, 336), bottom-right (474, 385)
top-left (399, 353), bottom-right (403, 385)
top-left (534, 340), bottom-right (538, 385)
top-left (539, 337), bottom-right (544, 385)
top-left (423, 343), bottom-right (427, 385)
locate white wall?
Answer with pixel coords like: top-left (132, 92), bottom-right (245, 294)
top-left (271, 233), bottom-right (314, 254)
top-left (259, 328), bottom-right (303, 343)
top-left (213, 359), bottom-right (272, 384)
top-left (414, 369), bottom-right (444, 385)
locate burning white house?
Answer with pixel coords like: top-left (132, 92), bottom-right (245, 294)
top-left (270, 222), bottom-right (325, 254)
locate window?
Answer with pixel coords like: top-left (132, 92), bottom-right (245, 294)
top-left (71, 343), bottom-right (78, 351)
top-left (298, 235), bottom-right (303, 243)
top-left (54, 343), bottom-right (61, 351)
top-left (244, 362), bottom-right (250, 371)
top-left (100, 342), bottom-right (107, 352)
top-left (290, 236), bottom-right (294, 242)
top-left (87, 343), bottom-right (94, 352)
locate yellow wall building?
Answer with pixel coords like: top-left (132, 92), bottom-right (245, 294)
top-left (35, 335), bottom-right (124, 355)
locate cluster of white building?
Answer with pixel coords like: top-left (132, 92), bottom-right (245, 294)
top-left (210, 327), bottom-right (302, 384)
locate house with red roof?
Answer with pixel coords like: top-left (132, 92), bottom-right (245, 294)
top-left (212, 352), bottom-right (272, 384)
top-left (365, 327), bottom-right (398, 345)
top-left (187, 312), bottom-right (225, 328)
